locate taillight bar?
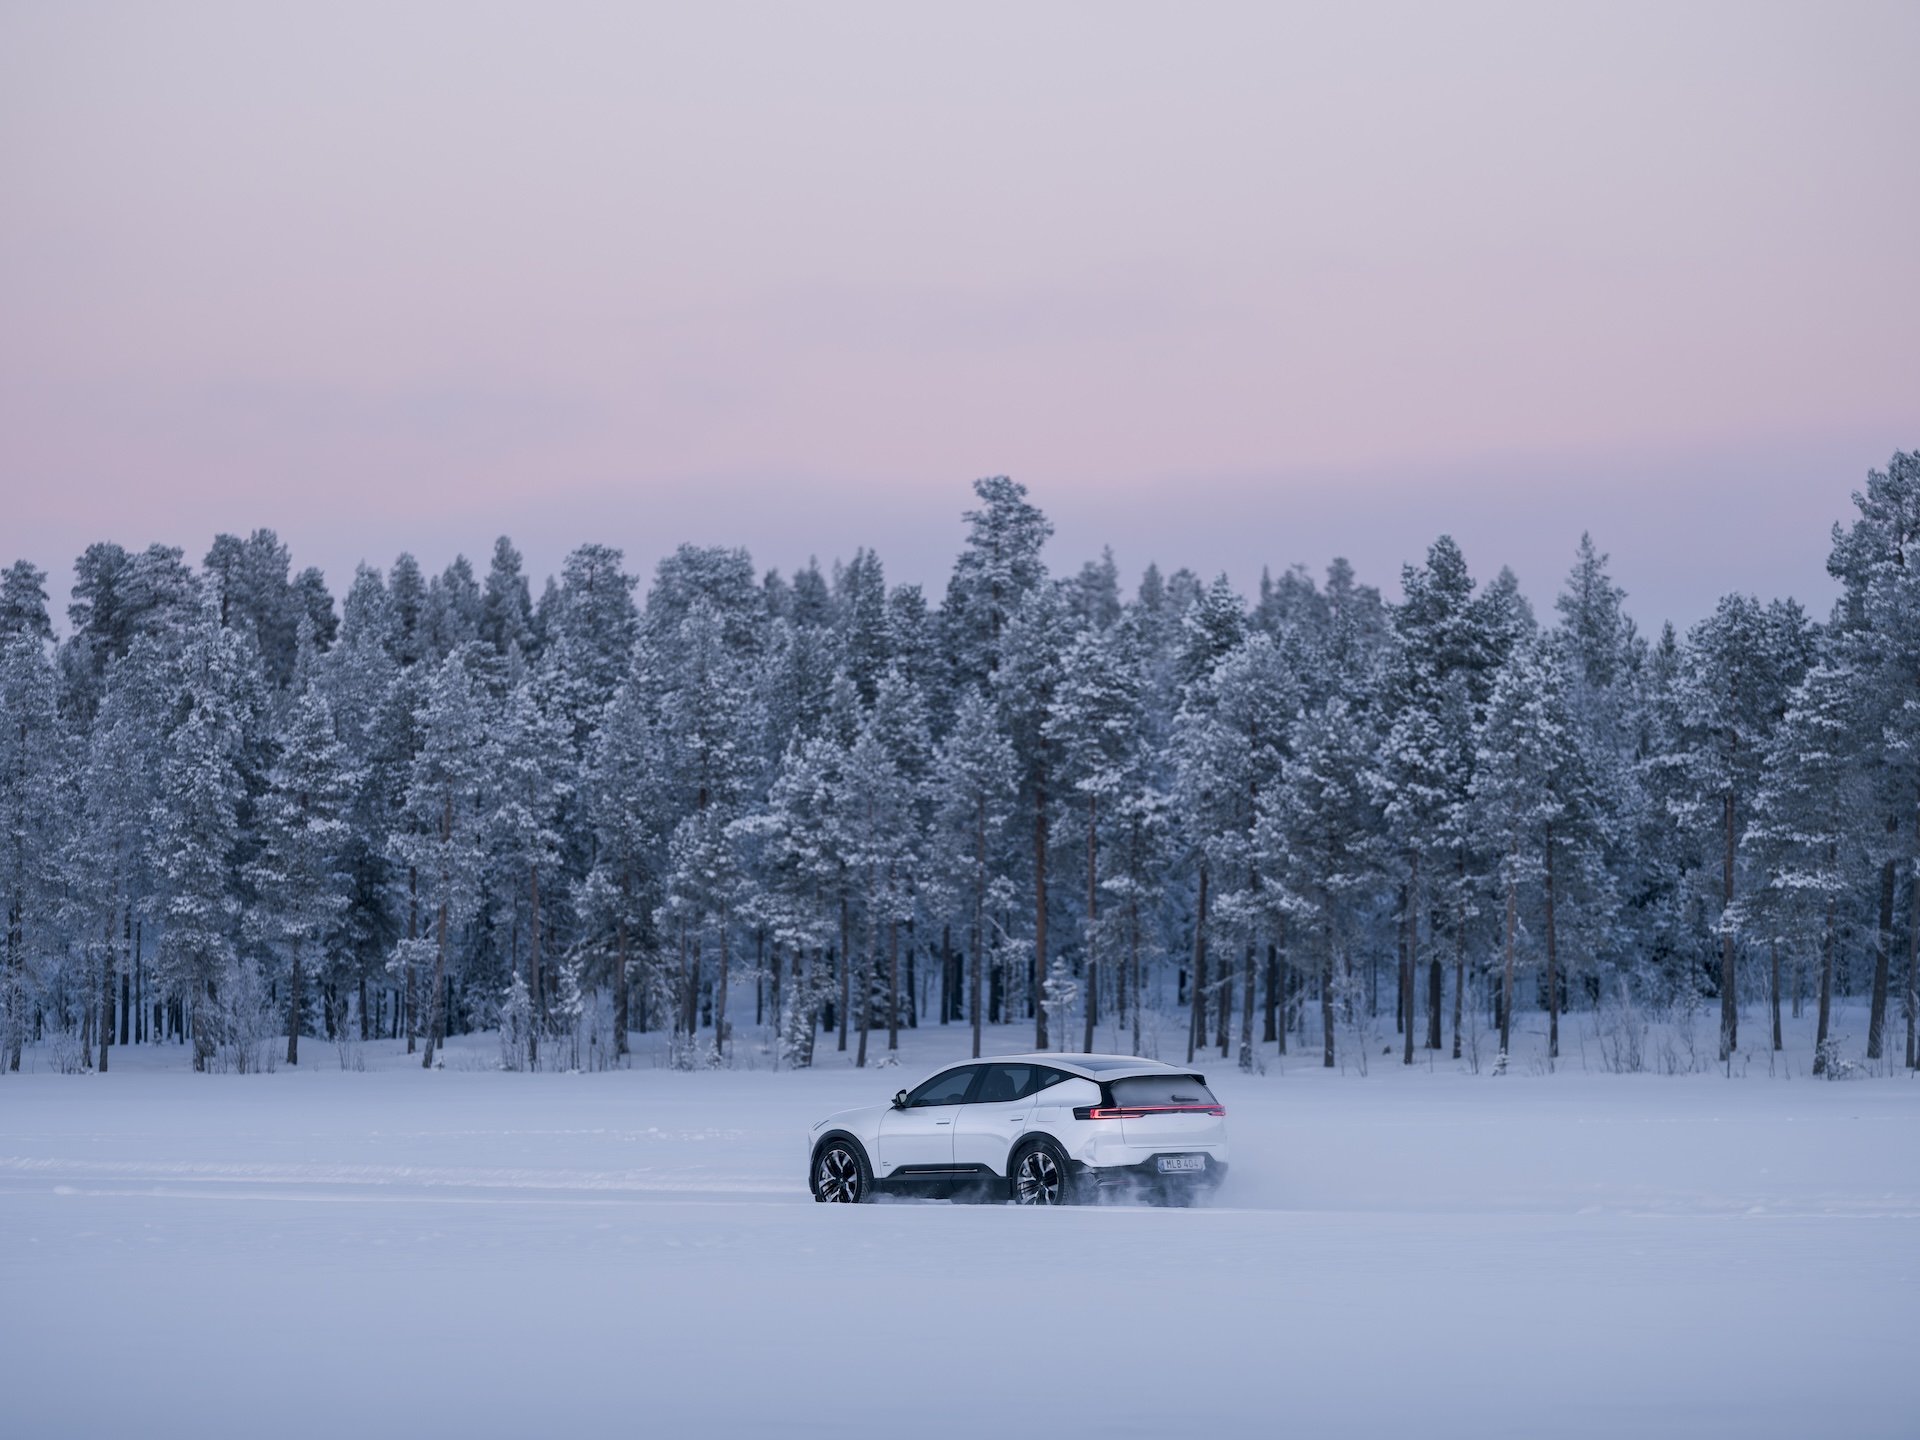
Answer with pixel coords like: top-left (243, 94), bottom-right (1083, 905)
top-left (1073, 1104), bottom-right (1226, 1120)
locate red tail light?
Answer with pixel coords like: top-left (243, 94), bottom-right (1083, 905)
top-left (1072, 1103), bottom-right (1226, 1120)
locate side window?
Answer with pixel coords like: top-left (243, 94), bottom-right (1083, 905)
top-left (976, 1064), bottom-right (1064, 1104)
top-left (906, 1066), bottom-right (980, 1107)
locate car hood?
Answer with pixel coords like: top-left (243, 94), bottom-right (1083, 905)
top-left (810, 1104), bottom-right (883, 1138)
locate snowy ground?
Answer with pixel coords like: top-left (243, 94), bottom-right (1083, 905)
top-left (3, 1014), bottom-right (1915, 1439)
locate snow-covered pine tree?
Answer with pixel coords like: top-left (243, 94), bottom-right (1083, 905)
top-left (0, 629), bottom-right (68, 1070)
top-left (481, 536), bottom-right (537, 661)
top-left (1827, 451), bottom-right (1920, 1066)
top-left (834, 709), bottom-right (913, 1067)
top-left (995, 583), bottom-right (1074, 1049)
top-left (1258, 694), bottom-right (1383, 1069)
top-left (1733, 659), bottom-right (1866, 1067)
top-left (246, 679), bottom-right (353, 1064)
top-left (933, 689), bottom-right (1018, 1058)
top-left (1376, 537), bottom-right (1489, 1064)
top-left (1173, 631), bottom-right (1295, 1068)
top-left (151, 609), bottom-right (249, 1071)
top-left (941, 475), bottom-right (1053, 697)
top-left (581, 661), bottom-right (670, 1051)
top-left (867, 666), bottom-right (931, 1049)
top-left (486, 679), bottom-right (571, 1066)
top-left (0, 561), bottom-right (54, 643)
top-left (390, 653), bottom-right (488, 1068)
top-left (1471, 640), bottom-right (1563, 1063)
top-left (1672, 595), bottom-right (1812, 1059)
top-left (656, 601), bottom-right (762, 1058)
top-left (1044, 620), bottom-right (1146, 1053)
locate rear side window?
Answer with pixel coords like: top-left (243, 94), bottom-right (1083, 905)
top-left (1109, 1075), bottom-right (1217, 1107)
top-left (975, 1064), bottom-right (1065, 1104)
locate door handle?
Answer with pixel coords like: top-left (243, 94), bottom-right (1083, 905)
top-left (1009, 1117), bottom-right (1025, 1123)
top-left (935, 1119), bottom-right (951, 1125)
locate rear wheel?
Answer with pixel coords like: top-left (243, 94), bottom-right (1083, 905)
top-left (812, 1140), bottom-right (871, 1203)
top-left (1009, 1140), bottom-right (1076, 1205)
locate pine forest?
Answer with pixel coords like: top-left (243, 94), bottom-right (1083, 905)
top-left (5, 459), bottom-right (1920, 1080)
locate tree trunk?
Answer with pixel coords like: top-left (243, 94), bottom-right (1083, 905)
top-left (1814, 879), bottom-right (1837, 1075)
top-left (856, 887), bottom-right (873, 1069)
top-left (716, 905), bottom-right (732, 1057)
top-left (1499, 836), bottom-right (1518, 1062)
top-left (285, 938), bottom-right (301, 1066)
top-left (940, 923), bottom-right (952, 1026)
top-left (1216, 927), bottom-right (1230, 1057)
top-left (1275, 929), bottom-right (1289, 1057)
top-left (1238, 937), bottom-right (1255, 1072)
top-left (838, 891), bottom-right (851, 1053)
top-left (1769, 938), bottom-right (1782, 1052)
top-left (1868, 850), bottom-right (1895, 1060)
top-left (1403, 859), bottom-right (1417, 1066)
top-left (972, 797), bottom-right (986, 1057)
top-left (970, 912), bottom-right (983, 1060)
top-left (529, 863), bottom-right (542, 1068)
top-left (1719, 790), bottom-right (1737, 1061)
top-left (1908, 851), bottom-right (1919, 1070)
top-left (1544, 825), bottom-right (1559, 1062)
top-left (405, 865), bottom-right (419, 1054)
top-left (1033, 787), bottom-right (1050, 1051)
top-left (98, 916), bottom-right (115, 1073)
top-left (1130, 889), bottom-right (1143, 1057)
top-left (422, 896), bottom-right (448, 1068)
top-left (1083, 794), bottom-right (1098, 1054)
top-left (1188, 864), bottom-right (1209, 1064)
top-left (1319, 936), bottom-right (1335, 1069)
top-left (1263, 942), bottom-right (1278, 1045)
top-left (1452, 848), bottom-right (1466, 1060)
top-left (613, 869), bottom-right (630, 1057)
top-left (887, 909), bottom-right (900, 1052)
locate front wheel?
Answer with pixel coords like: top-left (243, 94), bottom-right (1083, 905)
top-left (1009, 1141), bottom-right (1077, 1205)
top-left (812, 1139), bottom-right (872, 1203)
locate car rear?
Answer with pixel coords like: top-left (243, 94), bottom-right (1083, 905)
top-left (1070, 1070), bottom-right (1228, 1194)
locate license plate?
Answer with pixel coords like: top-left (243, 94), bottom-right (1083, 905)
top-left (1157, 1155), bottom-right (1205, 1174)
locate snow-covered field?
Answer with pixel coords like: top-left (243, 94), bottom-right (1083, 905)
top-left (3, 1017), bottom-right (1915, 1439)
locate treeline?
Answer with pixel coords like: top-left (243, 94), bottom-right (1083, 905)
top-left (2, 460), bottom-right (1918, 1077)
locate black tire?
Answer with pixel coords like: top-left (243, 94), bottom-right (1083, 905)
top-left (811, 1138), bottom-right (872, 1203)
top-left (1008, 1139), bottom-right (1077, 1206)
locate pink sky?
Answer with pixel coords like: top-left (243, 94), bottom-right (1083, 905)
top-left (2, 1), bottom-right (1915, 624)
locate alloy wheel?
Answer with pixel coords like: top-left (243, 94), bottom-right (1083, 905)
top-left (1014, 1147), bottom-right (1064, 1205)
top-left (816, 1145), bottom-right (862, 1203)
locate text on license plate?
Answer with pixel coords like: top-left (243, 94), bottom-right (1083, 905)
top-left (1157, 1155), bottom-right (1206, 1174)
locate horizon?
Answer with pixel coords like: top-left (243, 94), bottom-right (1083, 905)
top-left (5, 437), bottom-right (1883, 639)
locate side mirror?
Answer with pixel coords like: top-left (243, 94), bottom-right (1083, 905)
top-left (892, 1090), bottom-right (909, 1110)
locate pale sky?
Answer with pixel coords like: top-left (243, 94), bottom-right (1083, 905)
top-left (2, 1), bottom-right (1916, 627)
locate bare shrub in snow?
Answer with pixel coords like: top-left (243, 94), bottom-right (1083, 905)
top-left (497, 973), bottom-right (533, 1072)
top-left (1595, 978), bottom-right (1647, 1074)
top-left (45, 1023), bottom-right (87, 1075)
top-left (211, 957), bottom-right (277, 1074)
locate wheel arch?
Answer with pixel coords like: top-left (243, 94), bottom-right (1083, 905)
top-left (999, 1128), bottom-right (1068, 1176)
top-left (811, 1129), bottom-right (873, 1172)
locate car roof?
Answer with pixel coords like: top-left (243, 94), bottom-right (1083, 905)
top-left (969, 1052), bottom-right (1199, 1080)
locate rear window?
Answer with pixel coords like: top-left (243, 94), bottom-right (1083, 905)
top-left (1109, 1075), bottom-right (1217, 1107)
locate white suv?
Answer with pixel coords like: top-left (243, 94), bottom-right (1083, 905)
top-left (807, 1054), bottom-right (1229, 1205)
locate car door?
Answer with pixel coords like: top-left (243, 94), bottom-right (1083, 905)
top-left (876, 1065), bottom-right (981, 1172)
top-left (952, 1063), bottom-right (1057, 1173)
